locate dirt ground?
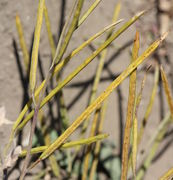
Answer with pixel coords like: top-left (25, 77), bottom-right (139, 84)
top-left (0, 0), bottom-right (173, 179)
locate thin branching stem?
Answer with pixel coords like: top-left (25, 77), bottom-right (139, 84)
top-left (30, 32), bottom-right (167, 168)
top-left (16, 12), bottom-right (145, 132)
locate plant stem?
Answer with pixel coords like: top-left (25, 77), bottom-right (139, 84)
top-left (20, 103), bottom-right (40, 180)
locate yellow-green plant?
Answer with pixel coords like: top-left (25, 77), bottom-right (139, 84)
top-left (2, 1), bottom-right (171, 180)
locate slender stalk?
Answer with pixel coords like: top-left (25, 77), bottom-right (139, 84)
top-left (44, 3), bottom-right (69, 130)
top-left (29, 0), bottom-right (45, 96)
top-left (43, 5), bottom-right (56, 58)
top-left (132, 116), bottom-right (138, 178)
top-left (15, 14), bottom-right (29, 73)
top-left (160, 65), bottom-right (173, 117)
top-left (5, 20), bottom-right (122, 159)
top-left (121, 31), bottom-right (139, 180)
top-left (136, 113), bottom-right (172, 180)
top-left (128, 68), bottom-right (148, 170)
top-left (82, 107), bottom-right (101, 180)
top-left (21, 1), bottom-right (84, 177)
top-left (137, 65), bottom-right (159, 145)
top-left (20, 104), bottom-right (40, 180)
top-left (44, 128), bottom-right (60, 177)
top-left (81, 2), bottom-right (121, 136)
top-left (6, 0), bottom-right (84, 159)
top-left (30, 32), bottom-right (167, 167)
top-left (9, 18), bottom-right (122, 141)
top-left (82, 4), bottom-right (122, 178)
top-left (16, 12), bottom-right (145, 132)
top-left (52, 0), bottom-right (84, 65)
top-left (78, 0), bottom-right (102, 27)
top-left (20, 134), bottom-right (108, 157)
top-left (160, 167), bottom-right (173, 180)
top-left (89, 100), bottom-right (108, 180)
top-left (20, 0), bottom-right (45, 179)
top-left (50, 0), bottom-right (78, 68)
